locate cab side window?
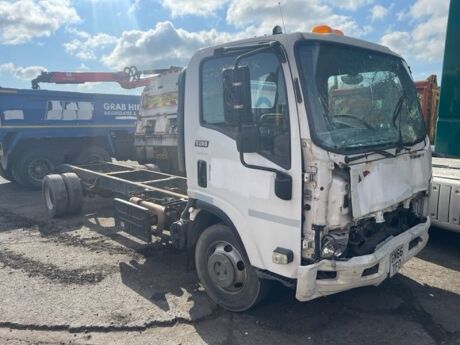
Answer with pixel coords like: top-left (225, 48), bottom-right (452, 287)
top-left (201, 51), bottom-right (290, 169)
top-left (202, 55), bottom-right (235, 127)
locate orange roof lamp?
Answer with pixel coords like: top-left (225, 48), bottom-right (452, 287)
top-left (311, 25), bottom-right (344, 35)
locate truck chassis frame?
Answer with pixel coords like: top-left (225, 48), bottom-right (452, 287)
top-left (56, 162), bottom-right (188, 243)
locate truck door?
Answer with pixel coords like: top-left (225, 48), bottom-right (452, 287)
top-left (186, 47), bottom-right (303, 278)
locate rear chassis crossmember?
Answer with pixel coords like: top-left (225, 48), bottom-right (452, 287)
top-left (58, 162), bottom-right (189, 242)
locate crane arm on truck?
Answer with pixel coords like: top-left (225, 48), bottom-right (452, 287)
top-left (31, 66), bottom-right (182, 90)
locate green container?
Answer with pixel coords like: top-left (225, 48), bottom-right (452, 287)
top-left (435, 0), bottom-right (460, 156)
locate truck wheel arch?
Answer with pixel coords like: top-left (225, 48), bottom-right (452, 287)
top-left (190, 200), bottom-right (252, 264)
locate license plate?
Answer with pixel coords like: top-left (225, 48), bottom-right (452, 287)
top-left (389, 245), bottom-right (404, 277)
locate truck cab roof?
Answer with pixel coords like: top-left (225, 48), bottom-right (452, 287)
top-left (198, 31), bottom-right (401, 60)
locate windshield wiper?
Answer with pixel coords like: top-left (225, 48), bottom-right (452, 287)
top-left (392, 90), bottom-right (407, 151)
top-left (344, 149), bottom-right (395, 163)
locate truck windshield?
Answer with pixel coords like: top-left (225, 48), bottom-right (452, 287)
top-left (296, 41), bottom-right (426, 154)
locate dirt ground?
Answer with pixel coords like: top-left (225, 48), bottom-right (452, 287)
top-left (0, 175), bottom-right (459, 345)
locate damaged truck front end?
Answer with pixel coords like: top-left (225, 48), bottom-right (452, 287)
top-left (295, 37), bottom-right (431, 301)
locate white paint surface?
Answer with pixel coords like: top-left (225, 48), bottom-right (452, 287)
top-left (4, 110), bottom-right (24, 120)
top-left (350, 151), bottom-right (431, 218)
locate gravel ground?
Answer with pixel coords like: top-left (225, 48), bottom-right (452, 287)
top-left (0, 176), bottom-right (459, 345)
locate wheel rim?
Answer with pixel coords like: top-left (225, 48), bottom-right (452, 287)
top-left (28, 159), bottom-right (53, 183)
top-left (207, 241), bottom-right (247, 293)
top-left (44, 184), bottom-right (54, 210)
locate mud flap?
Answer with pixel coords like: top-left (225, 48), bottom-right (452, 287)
top-left (114, 198), bottom-right (152, 242)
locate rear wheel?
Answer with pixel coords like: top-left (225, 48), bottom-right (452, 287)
top-left (195, 223), bottom-right (269, 312)
top-left (13, 149), bottom-right (60, 189)
top-left (61, 172), bottom-right (84, 214)
top-left (75, 146), bottom-right (110, 165)
top-left (42, 174), bottom-right (69, 217)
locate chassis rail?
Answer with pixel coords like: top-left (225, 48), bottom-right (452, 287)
top-left (59, 162), bottom-right (187, 199)
top-left (53, 162), bottom-right (189, 243)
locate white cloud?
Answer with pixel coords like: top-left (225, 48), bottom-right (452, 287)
top-left (226, 0), bottom-right (365, 37)
top-left (409, 0), bottom-right (449, 19)
top-left (380, 31), bottom-right (411, 55)
top-left (15, 65), bottom-right (47, 80)
top-left (101, 21), bottom-right (235, 70)
top-left (0, 0), bottom-right (80, 44)
top-left (160, 0), bottom-right (227, 16)
top-left (159, 0), bottom-right (367, 37)
top-left (102, 0), bottom-right (371, 71)
top-left (370, 5), bottom-right (388, 21)
top-left (327, 0), bottom-right (374, 11)
top-left (0, 62), bottom-right (47, 80)
top-left (0, 62), bottom-right (16, 73)
top-left (380, 0), bottom-right (448, 61)
top-left (64, 30), bottom-right (117, 60)
top-left (65, 27), bottom-right (90, 39)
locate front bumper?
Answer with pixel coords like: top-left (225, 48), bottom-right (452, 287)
top-left (296, 217), bottom-right (430, 301)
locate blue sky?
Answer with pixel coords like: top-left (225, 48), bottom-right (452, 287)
top-left (0, 0), bottom-right (450, 95)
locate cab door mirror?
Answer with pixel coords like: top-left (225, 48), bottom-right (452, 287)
top-left (222, 65), bottom-right (252, 126)
top-left (236, 124), bottom-right (259, 153)
top-left (275, 172), bottom-right (292, 200)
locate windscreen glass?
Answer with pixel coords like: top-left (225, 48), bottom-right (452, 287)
top-left (296, 42), bottom-right (426, 153)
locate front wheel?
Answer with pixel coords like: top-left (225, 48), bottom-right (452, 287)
top-left (195, 223), bottom-right (269, 312)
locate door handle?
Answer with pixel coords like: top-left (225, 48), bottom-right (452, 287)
top-left (197, 160), bottom-right (207, 188)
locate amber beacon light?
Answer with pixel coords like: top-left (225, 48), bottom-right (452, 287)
top-left (311, 25), bottom-right (344, 35)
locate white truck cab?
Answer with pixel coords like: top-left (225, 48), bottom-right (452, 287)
top-left (47, 26), bottom-right (431, 312)
top-left (179, 27), bottom-right (431, 309)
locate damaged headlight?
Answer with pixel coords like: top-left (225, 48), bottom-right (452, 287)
top-left (321, 233), bottom-right (348, 258)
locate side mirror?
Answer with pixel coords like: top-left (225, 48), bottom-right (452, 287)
top-left (222, 65), bottom-right (252, 126)
top-left (275, 172), bottom-right (292, 200)
top-left (236, 124), bottom-right (259, 153)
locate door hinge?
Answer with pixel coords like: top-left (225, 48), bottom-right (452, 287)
top-left (304, 166), bottom-right (317, 182)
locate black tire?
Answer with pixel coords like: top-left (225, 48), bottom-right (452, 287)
top-left (13, 149), bottom-right (61, 189)
top-left (75, 146), bottom-right (111, 165)
top-left (0, 165), bottom-right (14, 182)
top-left (61, 172), bottom-right (84, 214)
top-left (42, 174), bottom-right (69, 217)
top-left (195, 223), bottom-right (270, 312)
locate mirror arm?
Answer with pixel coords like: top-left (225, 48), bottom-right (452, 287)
top-left (234, 46), bottom-right (273, 69)
top-left (239, 151), bottom-right (278, 174)
top-left (239, 152), bottom-right (292, 201)
top-left (216, 40), bottom-right (282, 65)
top-left (233, 41), bottom-right (283, 69)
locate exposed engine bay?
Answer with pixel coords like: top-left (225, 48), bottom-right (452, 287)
top-left (302, 147), bottom-right (431, 263)
top-left (309, 202), bottom-right (427, 263)
top-left (346, 208), bottom-right (426, 257)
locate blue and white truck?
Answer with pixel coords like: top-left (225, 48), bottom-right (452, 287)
top-left (0, 87), bottom-right (139, 188)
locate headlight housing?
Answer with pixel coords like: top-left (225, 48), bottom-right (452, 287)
top-left (321, 233), bottom-right (348, 258)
